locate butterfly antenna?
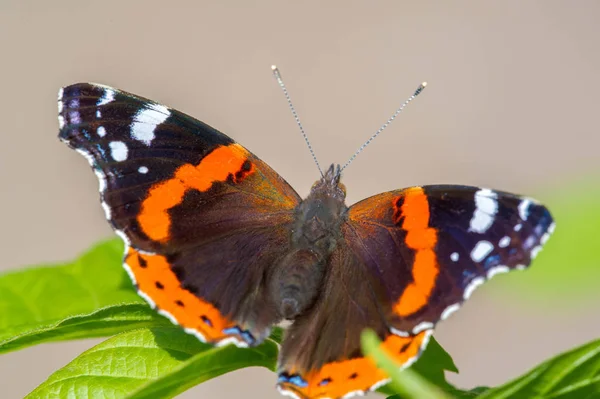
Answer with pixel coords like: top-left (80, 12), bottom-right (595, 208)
top-left (340, 81), bottom-right (428, 173)
top-left (271, 65), bottom-right (324, 177)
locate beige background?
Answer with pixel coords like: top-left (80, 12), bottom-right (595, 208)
top-left (1, 1), bottom-right (599, 398)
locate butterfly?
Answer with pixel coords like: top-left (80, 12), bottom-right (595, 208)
top-left (58, 79), bottom-right (554, 399)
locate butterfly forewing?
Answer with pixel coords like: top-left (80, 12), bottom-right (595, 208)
top-left (346, 185), bottom-right (554, 333)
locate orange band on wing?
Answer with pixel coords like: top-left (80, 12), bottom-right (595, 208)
top-left (137, 143), bottom-right (254, 242)
top-left (394, 187), bottom-right (439, 317)
top-left (278, 331), bottom-right (429, 399)
top-left (124, 248), bottom-right (238, 343)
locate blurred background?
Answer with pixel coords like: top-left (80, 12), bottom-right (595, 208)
top-left (1, 1), bottom-right (599, 398)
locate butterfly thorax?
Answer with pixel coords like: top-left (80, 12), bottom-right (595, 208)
top-left (270, 165), bottom-right (348, 320)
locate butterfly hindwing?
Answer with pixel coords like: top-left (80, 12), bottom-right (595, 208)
top-left (277, 239), bottom-right (433, 399)
top-left (276, 239), bottom-right (431, 399)
top-left (59, 83), bottom-right (301, 346)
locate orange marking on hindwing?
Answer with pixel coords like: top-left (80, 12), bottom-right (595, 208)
top-left (394, 187), bottom-right (439, 317)
top-left (137, 144), bottom-right (254, 241)
top-left (278, 331), bottom-right (429, 399)
top-left (125, 248), bottom-right (239, 343)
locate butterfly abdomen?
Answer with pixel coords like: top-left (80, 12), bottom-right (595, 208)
top-left (270, 249), bottom-right (326, 319)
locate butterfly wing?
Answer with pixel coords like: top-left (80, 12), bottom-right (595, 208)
top-left (277, 240), bottom-right (432, 399)
top-left (346, 185), bottom-right (554, 333)
top-left (59, 83), bottom-right (301, 346)
top-left (277, 185), bottom-right (554, 398)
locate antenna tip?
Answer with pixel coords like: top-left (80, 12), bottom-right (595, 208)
top-left (271, 65), bottom-right (281, 79)
top-left (414, 82), bottom-right (427, 96)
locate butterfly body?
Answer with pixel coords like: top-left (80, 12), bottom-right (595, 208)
top-left (273, 164), bottom-right (348, 319)
top-left (58, 82), bottom-right (555, 399)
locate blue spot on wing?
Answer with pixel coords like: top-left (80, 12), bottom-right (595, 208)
top-left (289, 375), bottom-right (308, 388)
top-left (318, 378), bottom-right (331, 386)
top-left (222, 326), bottom-right (256, 345)
top-left (278, 373), bottom-right (308, 387)
top-left (484, 254), bottom-right (501, 270)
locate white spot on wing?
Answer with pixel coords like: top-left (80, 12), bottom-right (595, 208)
top-left (487, 265), bottom-right (510, 279)
top-left (95, 169), bottom-right (107, 192)
top-left (342, 390), bottom-right (365, 399)
top-left (400, 330), bottom-right (433, 370)
top-left (98, 89), bottom-right (115, 106)
top-left (137, 290), bottom-right (156, 309)
top-left (412, 321), bottom-right (434, 334)
top-left (471, 240), bottom-right (494, 262)
top-left (97, 126), bottom-right (107, 137)
top-left (216, 336), bottom-right (248, 348)
top-left (122, 262), bottom-right (137, 285)
top-left (138, 166), bottom-right (149, 174)
top-left (58, 115), bottom-right (65, 129)
top-left (514, 223), bottom-right (523, 232)
top-left (519, 199), bottom-right (532, 220)
top-left (74, 147), bottom-right (94, 168)
top-left (158, 309), bottom-right (180, 325)
top-left (469, 189), bottom-right (498, 233)
top-left (499, 236), bottom-right (511, 248)
top-left (183, 327), bottom-right (207, 343)
top-left (96, 109), bottom-right (101, 118)
top-left (101, 201), bottom-right (112, 219)
top-left (370, 378), bottom-right (392, 392)
top-left (277, 386), bottom-right (302, 399)
top-left (69, 111), bottom-right (81, 124)
top-left (74, 148), bottom-right (107, 193)
top-left (136, 248), bottom-right (157, 256)
top-left (524, 235), bottom-right (536, 249)
top-left (420, 329), bottom-right (433, 349)
top-left (541, 222), bottom-right (555, 245)
top-left (441, 303), bottom-right (461, 320)
top-left (58, 87), bottom-right (64, 100)
top-left (131, 103), bottom-right (170, 145)
top-left (531, 245), bottom-right (543, 259)
top-left (390, 327), bottom-right (409, 337)
top-left (464, 277), bottom-right (485, 299)
top-left (58, 100), bottom-right (63, 113)
top-left (450, 252), bottom-right (459, 262)
top-left (115, 229), bottom-right (131, 249)
top-left (109, 141), bottom-right (128, 161)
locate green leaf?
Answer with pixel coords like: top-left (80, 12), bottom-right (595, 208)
top-left (411, 336), bottom-right (459, 389)
top-left (26, 327), bottom-right (279, 399)
top-left (0, 239), bottom-right (166, 354)
top-left (361, 329), bottom-right (452, 399)
top-left (477, 337), bottom-right (600, 398)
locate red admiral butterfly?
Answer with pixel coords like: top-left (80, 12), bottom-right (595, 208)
top-left (58, 69), bottom-right (554, 399)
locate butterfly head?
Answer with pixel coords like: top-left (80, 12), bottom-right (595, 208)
top-left (310, 164), bottom-right (346, 202)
